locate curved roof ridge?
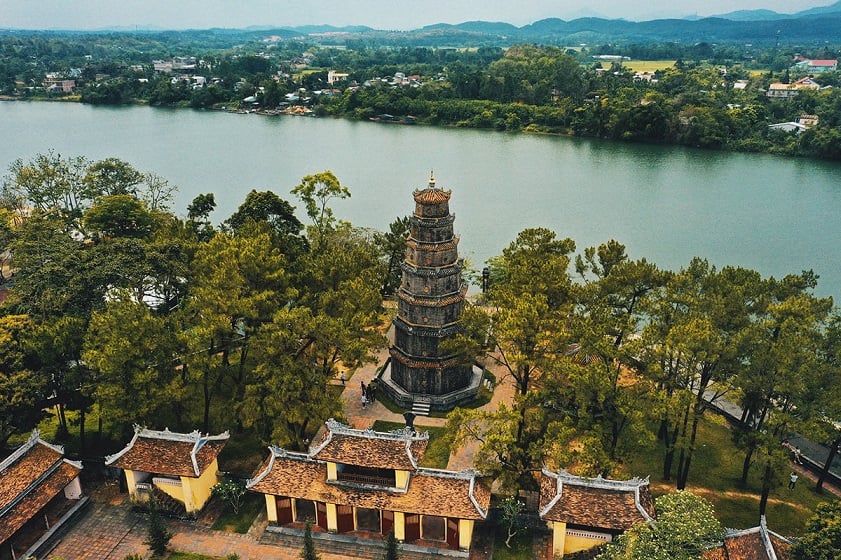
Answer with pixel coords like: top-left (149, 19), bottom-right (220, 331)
top-left (322, 418), bottom-right (429, 444)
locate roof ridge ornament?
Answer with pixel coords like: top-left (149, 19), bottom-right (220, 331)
top-left (429, 169), bottom-right (436, 188)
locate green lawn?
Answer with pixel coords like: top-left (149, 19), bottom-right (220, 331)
top-left (370, 420), bottom-right (452, 469)
top-left (621, 60), bottom-right (676, 72)
top-left (210, 492), bottom-right (264, 533)
top-left (623, 414), bottom-right (832, 536)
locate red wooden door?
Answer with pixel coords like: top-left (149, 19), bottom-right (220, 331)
top-left (446, 518), bottom-right (459, 549)
top-left (337, 505), bottom-right (354, 533)
top-left (382, 510), bottom-right (394, 536)
top-left (316, 502), bottom-right (328, 530)
top-left (276, 497), bottom-right (293, 525)
top-left (405, 514), bottom-right (420, 542)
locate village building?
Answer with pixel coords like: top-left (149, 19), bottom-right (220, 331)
top-left (703, 516), bottom-right (791, 560)
top-left (0, 430), bottom-right (84, 560)
top-left (379, 174), bottom-right (483, 414)
top-left (792, 58), bottom-right (838, 74)
top-left (105, 426), bottom-right (228, 515)
top-left (538, 468), bottom-right (656, 558)
top-left (247, 419), bottom-right (490, 556)
top-left (766, 77), bottom-right (821, 99)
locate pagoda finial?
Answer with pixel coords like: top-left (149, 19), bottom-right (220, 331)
top-left (429, 170), bottom-right (436, 188)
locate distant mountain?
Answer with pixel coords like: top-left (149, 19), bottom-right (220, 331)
top-left (710, 9), bottom-right (788, 21)
top-left (285, 24), bottom-right (373, 34)
top-left (796, 0), bottom-right (841, 16)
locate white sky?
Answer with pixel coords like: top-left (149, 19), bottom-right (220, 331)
top-left (1, 0), bottom-right (831, 30)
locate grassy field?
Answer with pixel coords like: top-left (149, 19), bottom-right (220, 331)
top-left (623, 413), bottom-right (832, 536)
top-left (371, 420), bottom-right (452, 469)
top-left (621, 60), bottom-right (676, 72)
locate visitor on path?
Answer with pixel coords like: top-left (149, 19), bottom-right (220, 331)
top-left (339, 371), bottom-right (346, 385)
top-left (361, 381), bottom-right (366, 394)
top-left (362, 393), bottom-right (368, 409)
top-left (789, 472), bottom-right (798, 489)
top-left (795, 447), bottom-right (803, 465)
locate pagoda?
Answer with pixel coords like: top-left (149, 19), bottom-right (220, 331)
top-left (379, 173), bottom-right (482, 413)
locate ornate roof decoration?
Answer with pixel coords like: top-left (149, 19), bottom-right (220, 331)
top-left (0, 430), bottom-right (82, 543)
top-left (406, 238), bottom-right (460, 252)
top-left (397, 288), bottom-right (467, 308)
top-left (247, 441), bottom-right (490, 520)
top-left (538, 468), bottom-right (655, 530)
top-left (413, 172), bottom-right (452, 204)
top-left (704, 516), bottom-right (791, 560)
top-left (105, 426), bottom-right (229, 478)
top-left (309, 419), bottom-right (429, 471)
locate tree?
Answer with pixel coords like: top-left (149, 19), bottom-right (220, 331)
top-left (374, 215), bottom-right (410, 296)
top-left (83, 157), bottom-right (144, 198)
top-left (224, 189), bottom-right (303, 250)
top-left (291, 170), bottom-right (351, 244)
top-left (596, 491), bottom-right (722, 560)
top-left (500, 496), bottom-right (525, 548)
top-left (212, 479), bottom-right (247, 514)
top-left (791, 501), bottom-right (841, 560)
top-left (83, 194), bottom-right (155, 239)
top-left (384, 530), bottom-right (400, 560)
top-left (0, 314), bottom-right (48, 446)
top-left (145, 494), bottom-right (173, 557)
top-left (301, 520), bottom-right (320, 560)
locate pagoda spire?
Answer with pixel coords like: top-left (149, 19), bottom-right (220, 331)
top-left (429, 170), bottom-right (436, 188)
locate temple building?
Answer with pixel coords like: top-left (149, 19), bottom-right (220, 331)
top-left (538, 468), bottom-right (656, 558)
top-left (0, 430), bottom-right (85, 560)
top-left (702, 516), bottom-right (791, 560)
top-left (105, 426), bottom-right (228, 515)
top-left (247, 419), bottom-right (490, 556)
top-left (379, 173), bottom-right (482, 413)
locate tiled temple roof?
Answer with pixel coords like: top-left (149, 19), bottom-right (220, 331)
top-left (703, 516), bottom-right (791, 560)
top-left (397, 288), bottom-right (467, 308)
top-left (413, 188), bottom-right (452, 205)
top-left (389, 348), bottom-right (465, 369)
top-left (406, 238), bottom-right (460, 252)
top-left (538, 468), bottom-right (655, 531)
top-left (310, 419), bottom-right (428, 470)
top-left (247, 448), bottom-right (490, 520)
top-left (0, 430), bottom-right (82, 543)
top-left (105, 426), bottom-right (229, 478)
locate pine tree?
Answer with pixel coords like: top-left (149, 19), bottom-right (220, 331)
top-left (301, 520), bottom-right (320, 560)
top-left (146, 495), bottom-right (173, 557)
top-left (384, 530), bottom-right (400, 560)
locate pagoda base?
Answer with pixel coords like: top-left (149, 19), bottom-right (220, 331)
top-left (377, 359), bottom-right (483, 412)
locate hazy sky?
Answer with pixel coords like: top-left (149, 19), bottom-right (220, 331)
top-left (1, 0), bottom-right (831, 30)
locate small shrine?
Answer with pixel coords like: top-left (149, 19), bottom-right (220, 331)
top-left (105, 426), bottom-right (229, 515)
top-left (379, 173), bottom-right (482, 412)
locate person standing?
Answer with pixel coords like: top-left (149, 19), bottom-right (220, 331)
top-left (339, 371), bottom-right (346, 385)
top-left (362, 393), bottom-right (368, 409)
top-left (789, 472), bottom-right (798, 489)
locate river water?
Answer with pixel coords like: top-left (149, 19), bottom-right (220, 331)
top-left (2, 101), bottom-right (840, 301)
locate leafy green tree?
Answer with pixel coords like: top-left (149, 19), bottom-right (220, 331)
top-left (791, 501), bottom-right (841, 560)
top-left (224, 189), bottom-right (303, 249)
top-left (500, 496), bottom-right (525, 548)
top-left (374, 215), bottom-right (410, 296)
top-left (212, 479), bottom-right (247, 514)
top-left (83, 194), bottom-right (155, 239)
top-left (596, 491), bottom-right (722, 560)
top-left (291, 170), bottom-right (351, 245)
top-left (0, 314), bottom-right (48, 446)
top-left (83, 157), bottom-right (144, 198)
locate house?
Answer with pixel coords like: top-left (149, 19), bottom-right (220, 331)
top-left (105, 426), bottom-right (228, 515)
top-left (327, 70), bottom-right (349, 85)
top-left (766, 77), bottom-right (820, 99)
top-left (768, 122), bottom-right (808, 134)
top-left (703, 516), bottom-right (791, 560)
top-left (798, 114), bottom-right (819, 127)
top-left (792, 59), bottom-right (838, 74)
top-left (538, 468), bottom-right (655, 558)
top-left (0, 430), bottom-right (84, 559)
top-left (247, 419), bottom-right (490, 555)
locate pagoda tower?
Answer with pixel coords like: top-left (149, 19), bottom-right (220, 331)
top-left (380, 173), bottom-right (481, 412)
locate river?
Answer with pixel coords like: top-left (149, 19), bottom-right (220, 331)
top-left (2, 101), bottom-right (840, 301)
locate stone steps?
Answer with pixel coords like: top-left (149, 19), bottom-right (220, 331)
top-left (412, 401), bottom-right (431, 416)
